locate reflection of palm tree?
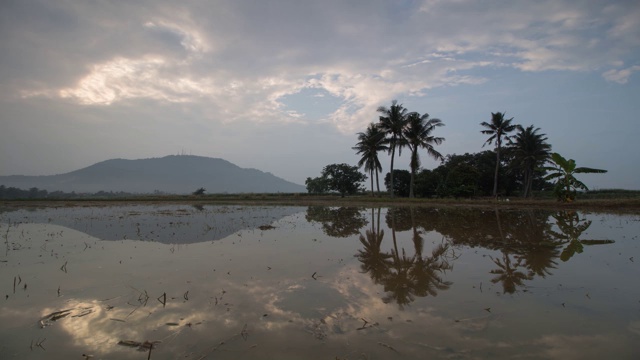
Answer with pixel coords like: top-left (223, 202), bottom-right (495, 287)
top-left (358, 207), bottom-right (453, 309)
top-left (490, 251), bottom-right (532, 294)
top-left (410, 244), bottom-right (453, 298)
top-left (518, 245), bottom-right (559, 278)
top-left (512, 210), bottom-right (558, 278)
top-left (489, 209), bottom-right (532, 293)
top-left (356, 208), bottom-right (392, 284)
top-left (382, 248), bottom-right (416, 308)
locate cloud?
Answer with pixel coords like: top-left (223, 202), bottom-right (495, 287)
top-left (602, 65), bottom-right (640, 84)
top-left (6, 0), bottom-right (640, 136)
top-left (56, 56), bottom-right (213, 105)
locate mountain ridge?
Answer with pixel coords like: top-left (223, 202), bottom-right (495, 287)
top-left (0, 155), bottom-right (305, 194)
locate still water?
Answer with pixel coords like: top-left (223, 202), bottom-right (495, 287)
top-left (1, 205), bottom-right (639, 359)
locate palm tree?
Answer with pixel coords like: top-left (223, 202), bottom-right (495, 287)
top-left (353, 123), bottom-right (388, 196)
top-left (377, 100), bottom-right (409, 198)
top-left (403, 112), bottom-right (445, 198)
top-left (481, 112), bottom-right (518, 197)
top-left (543, 153), bottom-right (607, 202)
top-left (508, 125), bottom-right (552, 198)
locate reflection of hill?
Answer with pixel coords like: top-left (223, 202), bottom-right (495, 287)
top-left (0, 205), bottom-right (303, 244)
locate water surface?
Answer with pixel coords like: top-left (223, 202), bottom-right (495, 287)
top-left (1, 205), bottom-right (639, 359)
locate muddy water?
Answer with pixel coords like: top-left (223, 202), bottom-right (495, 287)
top-left (0, 205), bottom-right (639, 359)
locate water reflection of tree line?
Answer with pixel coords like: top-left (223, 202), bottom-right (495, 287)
top-left (395, 207), bottom-right (614, 294)
top-left (305, 206), bottom-right (614, 302)
top-left (305, 206), bottom-right (368, 238)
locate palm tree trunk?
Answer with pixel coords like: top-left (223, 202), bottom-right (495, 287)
top-left (409, 148), bottom-right (416, 198)
top-left (375, 169), bottom-right (380, 196)
top-left (493, 144), bottom-right (500, 198)
top-left (370, 168), bottom-right (374, 197)
top-left (526, 168), bottom-right (534, 198)
top-left (389, 145), bottom-right (396, 198)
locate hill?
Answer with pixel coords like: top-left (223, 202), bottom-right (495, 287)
top-left (0, 155), bottom-right (306, 194)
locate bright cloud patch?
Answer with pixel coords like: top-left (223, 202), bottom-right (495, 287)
top-left (59, 56), bottom-right (211, 105)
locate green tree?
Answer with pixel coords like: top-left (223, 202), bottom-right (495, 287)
top-left (321, 163), bottom-right (367, 197)
top-left (377, 100), bottom-right (409, 198)
top-left (384, 170), bottom-right (411, 197)
top-left (481, 112), bottom-right (518, 197)
top-left (403, 112), bottom-right (445, 198)
top-left (425, 152), bottom-right (502, 198)
top-left (353, 123), bottom-right (388, 196)
top-left (305, 176), bottom-right (329, 194)
top-left (543, 153), bottom-right (607, 202)
top-left (508, 125), bottom-right (552, 198)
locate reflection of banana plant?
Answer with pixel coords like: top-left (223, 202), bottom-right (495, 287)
top-left (490, 251), bottom-right (532, 294)
top-left (547, 211), bottom-right (614, 262)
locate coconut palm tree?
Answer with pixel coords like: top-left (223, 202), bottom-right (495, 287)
top-left (508, 125), bottom-right (552, 197)
top-left (481, 112), bottom-right (518, 197)
top-left (543, 153), bottom-right (607, 202)
top-left (403, 112), bottom-right (445, 198)
top-left (377, 100), bottom-right (409, 198)
top-left (353, 123), bottom-right (388, 196)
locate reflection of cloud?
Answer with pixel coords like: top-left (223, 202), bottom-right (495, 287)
top-left (536, 334), bottom-right (631, 360)
top-left (2, 218), bottom-right (638, 359)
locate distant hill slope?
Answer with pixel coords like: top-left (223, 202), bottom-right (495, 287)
top-left (0, 155), bottom-right (306, 194)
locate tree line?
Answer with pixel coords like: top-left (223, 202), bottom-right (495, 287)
top-left (307, 101), bottom-right (606, 201)
top-left (0, 185), bottom-right (137, 200)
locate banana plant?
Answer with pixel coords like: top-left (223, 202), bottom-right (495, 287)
top-left (543, 153), bottom-right (607, 202)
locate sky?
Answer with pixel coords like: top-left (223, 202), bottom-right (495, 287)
top-left (1, 0), bottom-right (639, 190)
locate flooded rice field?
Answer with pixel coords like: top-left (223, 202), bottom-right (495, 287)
top-left (1, 204), bottom-right (639, 359)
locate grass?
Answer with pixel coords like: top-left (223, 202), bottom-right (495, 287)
top-left (2, 189), bottom-right (640, 214)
